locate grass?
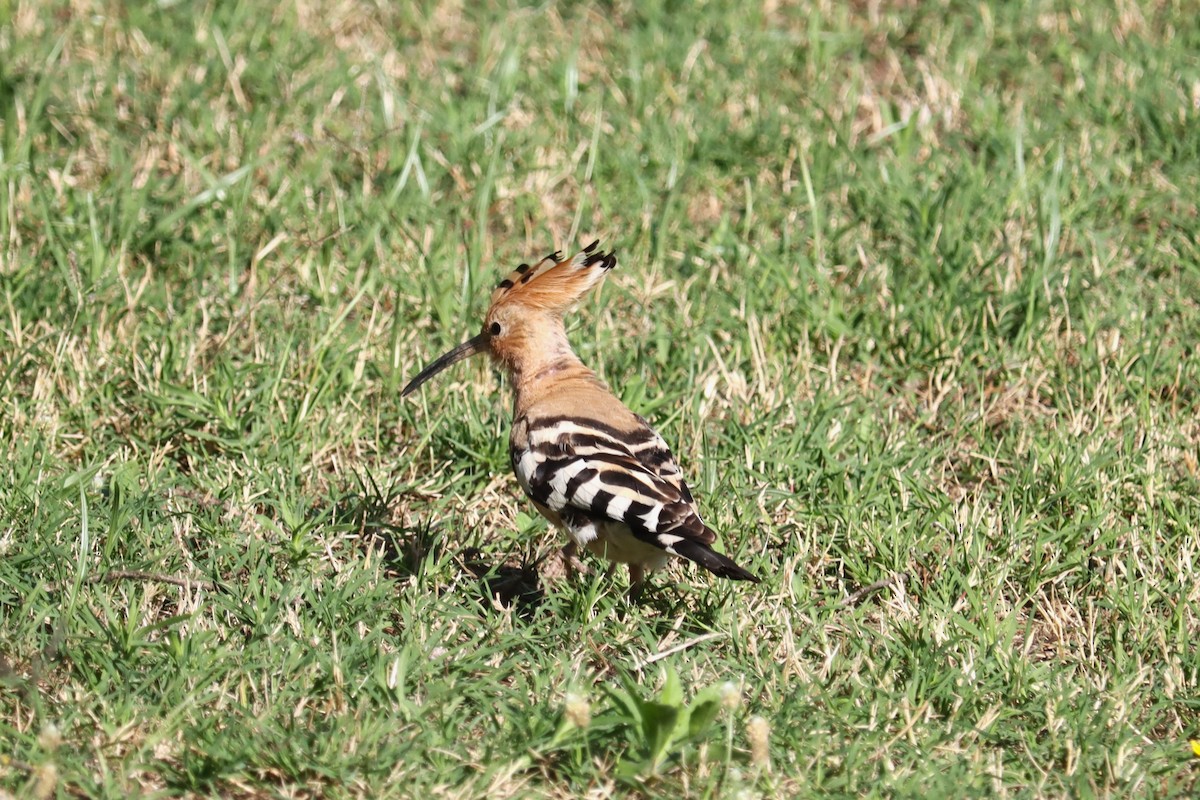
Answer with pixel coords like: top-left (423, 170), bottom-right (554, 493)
top-left (2, 0), bottom-right (1199, 796)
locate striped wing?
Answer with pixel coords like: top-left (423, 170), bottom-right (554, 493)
top-left (512, 415), bottom-right (714, 548)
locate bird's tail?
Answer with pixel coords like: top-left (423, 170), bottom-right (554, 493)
top-left (672, 538), bottom-right (760, 583)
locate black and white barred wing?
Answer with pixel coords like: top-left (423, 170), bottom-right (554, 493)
top-left (512, 416), bottom-right (715, 548)
top-left (513, 415), bottom-right (758, 581)
top-left (628, 414), bottom-right (696, 506)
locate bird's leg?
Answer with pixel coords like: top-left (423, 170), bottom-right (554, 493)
top-left (561, 541), bottom-right (588, 579)
top-left (627, 564), bottom-right (646, 603)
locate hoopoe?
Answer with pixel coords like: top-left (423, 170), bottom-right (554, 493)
top-left (402, 241), bottom-right (759, 599)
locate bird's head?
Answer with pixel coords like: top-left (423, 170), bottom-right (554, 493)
top-left (401, 241), bottom-right (617, 396)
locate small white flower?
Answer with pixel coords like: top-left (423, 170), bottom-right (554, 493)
top-left (564, 691), bottom-right (591, 729)
top-left (719, 681), bottom-right (741, 711)
top-left (747, 715), bottom-right (771, 768)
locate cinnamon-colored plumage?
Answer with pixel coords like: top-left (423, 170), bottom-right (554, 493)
top-left (402, 241), bottom-right (758, 598)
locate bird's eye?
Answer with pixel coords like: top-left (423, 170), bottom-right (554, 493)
top-left (489, 322), bottom-right (502, 336)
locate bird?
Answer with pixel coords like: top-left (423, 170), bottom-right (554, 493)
top-left (401, 240), bottom-right (759, 599)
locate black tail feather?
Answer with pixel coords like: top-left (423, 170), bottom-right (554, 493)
top-left (672, 539), bottom-right (760, 583)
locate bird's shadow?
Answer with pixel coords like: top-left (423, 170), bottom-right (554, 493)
top-left (337, 477), bottom-right (740, 624)
top-left (340, 493), bottom-right (543, 617)
top-left (455, 549), bottom-right (742, 626)
top-left (460, 547), bottom-right (546, 621)
top-left (337, 484), bottom-right (442, 579)
top-left (334, 471), bottom-right (550, 616)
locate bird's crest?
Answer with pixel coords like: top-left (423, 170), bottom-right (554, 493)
top-left (489, 239), bottom-right (617, 314)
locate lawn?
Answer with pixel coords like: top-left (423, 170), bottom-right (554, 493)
top-left (2, 0), bottom-right (1198, 797)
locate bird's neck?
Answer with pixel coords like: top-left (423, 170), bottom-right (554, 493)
top-left (507, 327), bottom-right (606, 416)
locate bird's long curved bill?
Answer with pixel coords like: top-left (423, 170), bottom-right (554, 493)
top-left (401, 332), bottom-right (490, 397)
